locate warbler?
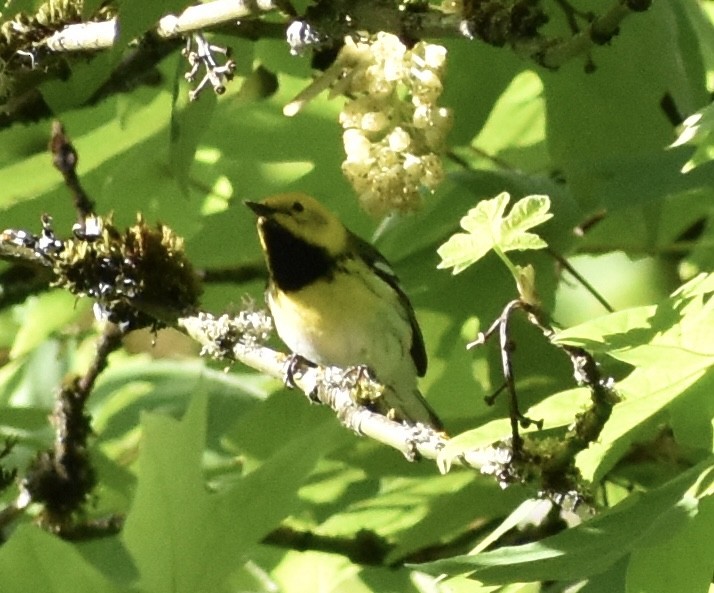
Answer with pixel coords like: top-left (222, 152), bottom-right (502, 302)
top-left (246, 193), bottom-right (443, 430)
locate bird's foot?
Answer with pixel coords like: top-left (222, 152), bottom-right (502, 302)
top-left (282, 353), bottom-right (315, 390)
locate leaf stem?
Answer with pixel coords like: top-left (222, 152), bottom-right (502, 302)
top-left (493, 244), bottom-right (520, 287)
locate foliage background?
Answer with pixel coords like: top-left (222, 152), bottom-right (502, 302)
top-left (0, 0), bottom-right (713, 592)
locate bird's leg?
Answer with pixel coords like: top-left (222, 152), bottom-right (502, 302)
top-left (282, 353), bottom-right (318, 398)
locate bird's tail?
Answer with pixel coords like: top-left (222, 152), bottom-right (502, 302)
top-left (381, 386), bottom-right (444, 432)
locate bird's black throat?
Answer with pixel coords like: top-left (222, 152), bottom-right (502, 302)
top-left (260, 219), bottom-right (335, 291)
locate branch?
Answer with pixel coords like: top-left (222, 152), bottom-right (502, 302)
top-left (0, 262), bottom-right (54, 308)
top-left (0, 213), bottom-right (461, 468)
top-left (21, 323), bottom-right (125, 528)
top-left (0, 189), bottom-right (571, 488)
top-left (263, 526), bottom-right (391, 565)
top-left (38, 0), bottom-right (648, 67)
top-left (177, 310), bottom-right (599, 489)
top-left (0, 121), bottom-right (621, 515)
top-left (43, 0), bottom-right (282, 52)
top-left (178, 312), bottom-right (449, 462)
top-left (472, 298), bottom-right (620, 496)
top-left (0, 213), bottom-right (494, 471)
top-left (548, 247), bottom-right (614, 314)
top-left (49, 121), bottom-right (95, 223)
top-left (527, 0), bottom-right (652, 69)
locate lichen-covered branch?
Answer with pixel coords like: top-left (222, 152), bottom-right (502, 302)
top-left (178, 312), bottom-right (449, 462)
top-left (43, 0), bottom-right (282, 52)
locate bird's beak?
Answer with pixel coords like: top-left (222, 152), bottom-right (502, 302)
top-left (244, 200), bottom-right (275, 218)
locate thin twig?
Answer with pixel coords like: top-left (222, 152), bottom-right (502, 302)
top-left (4, 127), bottom-right (130, 529)
top-left (475, 300), bottom-right (543, 454)
top-left (547, 247), bottom-right (614, 313)
top-left (552, 0), bottom-right (594, 35)
top-left (200, 263), bottom-right (266, 284)
top-left (530, 0), bottom-right (650, 69)
top-left (49, 121), bottom-right (95, 222)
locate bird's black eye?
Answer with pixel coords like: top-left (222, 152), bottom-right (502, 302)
top-left (292, 201), bottom-right (304, 213)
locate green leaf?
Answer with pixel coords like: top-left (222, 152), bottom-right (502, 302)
top-left (672, 101), bottom-right (714, 173)
top-left (122, 390), bottom-right (337, 593)
top-left (500, 194), bottom-right (552, 248)
top-left (416, 460), bottom-right (714, 583)
top-left (169, 57), bottom-right (218, 193)
top-left (40, 53), bottom-right (118, 112)
top-left (194, 418), bottom-right (341, 591)
top-left (470, 70), bottom-right (547, 172)
top-left (9, 291), bottom-right (90, 360)
top-left (385, 476), bottom-right (526, 563)
top-left (1, 339), bottom-right (70, 408)
top-left (437, 192), bottom-right (552, 275)
top-left (542, 0), bottom-right (708, 213)
top-left (460, 191), bottom-right (510, 235)
top-left (0, 88), bottom-right (171, 212)
top-left (626, 496), bottom-right (714, 593)
top-left (553, 273), bottom-right (714, 481)
top-left (440, 38), bottom-right (526, 147)
top-left (116, 0), bottom-right (193, 47)
top-left (121, 390), bottom-right (214, 593)
top-left (0, 525), bottom-right (120, 593)
top-left (91, 356), bottom-right (269, 450)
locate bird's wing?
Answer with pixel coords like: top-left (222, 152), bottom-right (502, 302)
top-left (348, 232), bottom-right (428, 377)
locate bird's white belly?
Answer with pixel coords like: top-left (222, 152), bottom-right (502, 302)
top-left (268, 273), bottom-right (413, 385)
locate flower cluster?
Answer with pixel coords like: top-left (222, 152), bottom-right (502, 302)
top-left (337, 33), bottom-right (452, 217)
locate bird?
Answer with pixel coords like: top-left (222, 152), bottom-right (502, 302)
top-left (245, 193), bottom-right (443, 430)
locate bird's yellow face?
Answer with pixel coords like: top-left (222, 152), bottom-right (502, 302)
top-left (246, 193), bottom-right (348, 257)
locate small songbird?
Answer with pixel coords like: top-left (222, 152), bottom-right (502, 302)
top-left (245, 193), bottom-right (442, 429)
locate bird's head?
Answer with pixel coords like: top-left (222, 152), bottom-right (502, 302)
top-left (245, 193), bottom-right (348, 257)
